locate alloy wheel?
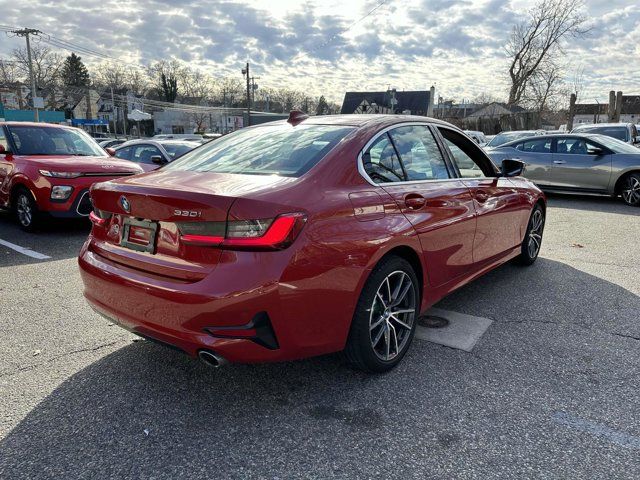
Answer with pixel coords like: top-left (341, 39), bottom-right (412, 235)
top-left (622, 176), bottom-right (640, 205)
top-left (369, 270), bottom-right (416, 361)
top-left (527, 209), bottom-right (544, 259)
top-left (16, 194), bottom-right (33, 227)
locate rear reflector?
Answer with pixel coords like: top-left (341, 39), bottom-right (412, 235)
top-left (89, 210), bottom-right (107, 226)
top-left (179, 212), bottom-right (306, 250)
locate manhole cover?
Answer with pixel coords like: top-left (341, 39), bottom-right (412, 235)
top-left (418, 315), bottom-right (450, 329)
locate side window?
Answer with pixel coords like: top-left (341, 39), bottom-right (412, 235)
top-left (438, 127), bottom-right (494, 179)
top-left (557, 138), bottom-right (587, 155)
top-left (517, 138), bottom-right (551, 153)
top-left (0, 128), bottom-right (8, 151)
top-left (114, 147), bottom-right (132, 160)
top-left (132, 145), bottom-right (163, 164)
top-left (388, 125), bottom-right (450, 181)
top-left (363, 133), bottom-right (405, 183)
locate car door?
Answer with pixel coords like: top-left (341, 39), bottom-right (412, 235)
top-left (437, 126), bottom-right (526, 264)
top-left (362, 124), bottom-right (477, 287)
top-left (510, 137), bottom-right (554, 186)
top-left (551, 136), bottom-right (612, 191)
top-left (0, 127), bottom-right (12, 207)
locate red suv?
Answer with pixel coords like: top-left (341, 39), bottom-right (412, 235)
top-left (79, 114), bottom-right (545, 372)
top-left (0, 122), bottom-right (143, 230)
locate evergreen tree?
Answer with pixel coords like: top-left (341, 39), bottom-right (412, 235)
top-left (316, 95), bottom-right (329, 115)
top-left (60, 53), bottom-right (90, 87)
top-left (160, 72), bottom-right (178, 103)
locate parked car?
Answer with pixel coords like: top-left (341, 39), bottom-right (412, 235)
top-left (0, 122), bottom-right (143, 230)
top-left (484, 130), bottom-right (546, 149)
top-left (463, 130), bottom-right (488, 146)
top-left (571, 122), bottom-right (639, 146)
top-left (99, 139), bottom-right (126, 149)
top-left (153, 133), bottom-right (204, 142)
top-left (79, 113), bottom-right (545, 372)
top-left (113, 139), bottom-right (200, 172)
top-left (487, 133), bottom-right (640, 206)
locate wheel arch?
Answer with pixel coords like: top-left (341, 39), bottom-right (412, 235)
top-left (9, 179), bottom-right (36, 207)
top-left (613, 169), bottom-right (640, 195)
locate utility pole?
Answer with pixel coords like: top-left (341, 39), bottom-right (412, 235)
top-left (242, 62), bottom-right (251, 126)
top-left (12, 28), bottom-right (41, 122)
top-left (110, 87), bottom-right (118, 138)
top-left (250, 76), bottom-right (260, 110)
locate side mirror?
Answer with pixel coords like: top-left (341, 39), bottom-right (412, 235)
top-left (500, 159), bottom-right (525, 177)
top-left (151, 155), bottom-right (166, 165)
top-left (105, 147), bottom-right (116, 156)
top-left (588, 147), bottom-right (604, 156)
top-left (0, 144), bottom-right (7, 155)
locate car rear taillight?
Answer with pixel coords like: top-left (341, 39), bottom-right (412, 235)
top-left (178, 213), bottom-right (306, 250)
top-left (89, 208), bottom-right (112, 227)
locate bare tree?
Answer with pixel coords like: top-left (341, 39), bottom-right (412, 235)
top-left (214, 77), bottom-right (244, 107)
top-left (506, 0), bottom-right (589, 106)
top-left (180, 68), bottom-right (214, 101)
top-left (526, 60), bottom-right (564, 115)
top-left (0, 59), bottom-right (19, 85)
top-left (570, 65), bottom-right (585, 104)
top-left (93, 62), bottom-right (128, 92)
top-left (188, 111), bottom-right (210, 133)
top-left (12, 45), bottom-right (63, 90)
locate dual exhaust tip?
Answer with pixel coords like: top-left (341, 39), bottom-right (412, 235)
top-left (198, 349), bottom-right (228, 368)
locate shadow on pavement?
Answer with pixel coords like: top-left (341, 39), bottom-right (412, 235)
top-left (544, 192), bottom-right (640, 216)
top-left (0, 213), bottom-right (90, 267)
top-left (1, 259), bottom-right (639, 479)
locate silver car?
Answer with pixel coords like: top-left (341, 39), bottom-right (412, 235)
top-left (487, 134), bottom-right (640, 206)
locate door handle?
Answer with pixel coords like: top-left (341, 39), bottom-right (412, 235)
top-left (553, 160), bottom-right (566, 164)
top-left (404, 193), bottom-right (426, 210)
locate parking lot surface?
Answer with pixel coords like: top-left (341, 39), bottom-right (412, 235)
top-left (1, 194), bottom-right (639, 479)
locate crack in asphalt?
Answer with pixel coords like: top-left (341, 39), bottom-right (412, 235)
top-left (497, 319), bottom-right (640, 343)
top-left (0, 339), bottom-right (127, 379)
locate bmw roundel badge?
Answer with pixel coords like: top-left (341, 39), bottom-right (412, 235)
top-left (119, 195), bottom-right (131, 213)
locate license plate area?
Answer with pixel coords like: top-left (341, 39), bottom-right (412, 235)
top-left (120, 218), bottom-right (158, 253)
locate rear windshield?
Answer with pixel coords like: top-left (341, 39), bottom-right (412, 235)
top-left (7, 125), bottom-right (105, 156)
top-left (575, 126), bottom-right (629, 142)
top-left (164, 124), bottom-right (354, 177)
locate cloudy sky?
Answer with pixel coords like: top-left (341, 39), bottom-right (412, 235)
top-left (1, 0), bottom-right (639, 104)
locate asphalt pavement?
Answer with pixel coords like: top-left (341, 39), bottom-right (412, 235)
top-left (1, 193), bottom-right (639, 479)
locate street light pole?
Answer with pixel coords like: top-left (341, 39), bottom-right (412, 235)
top-left (12, 28), bottom-right (41, 122)
top-left (242, 63), bottom-right (251, 127)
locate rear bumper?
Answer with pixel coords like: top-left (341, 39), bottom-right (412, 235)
top-left (78, 240), bottom-right (359, 363)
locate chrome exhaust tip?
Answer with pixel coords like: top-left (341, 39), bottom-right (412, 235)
top-left (198, 350), bottom-right (228, 368)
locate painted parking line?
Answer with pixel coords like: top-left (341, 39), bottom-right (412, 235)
top-left (0, 238), bottom-right (51, 260)
top-left (553, 412), bottom-right (640, 450)
top-left (415, 307), bottom-right (492, 352)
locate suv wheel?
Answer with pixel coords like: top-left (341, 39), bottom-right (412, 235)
top-left (345, 256), bottom-right (420, 373)
top-left (13, 188), bottom-right (40, 231)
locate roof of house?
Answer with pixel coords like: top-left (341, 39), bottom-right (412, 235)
top-left (465, 102), bottom-right (526, 118)
top-left (341, 91), bottom-right (431, 114)
top-left (574, 103), bottom-right (608, 115)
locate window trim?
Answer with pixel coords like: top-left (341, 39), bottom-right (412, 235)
top-left (434, 125), bottom-right (500, 179)
top-left (357, 122), bottom-right (459, 187)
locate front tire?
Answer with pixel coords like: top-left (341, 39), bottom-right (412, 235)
top-left (620, 173), bottom-right (640, 207)
top-left (13, 188), bottom-right (40, 232)
top-left (517, 204), bottom-right (545, 266)
top-left (345, 256), bottom-right (420, 373)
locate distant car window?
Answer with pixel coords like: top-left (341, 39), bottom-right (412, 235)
top-left (590, 135), bottom-right (638, 154)
top-left (516, 138), bottom-right (551, 153)
top-left (575, 126), bottom-right (629, 142)
top-left (557, 138), bottom-right (589, 155)
top-left (132, 145), bottom-right (163, 164)
top-left (161, 143), bottom-right (196, 159)
top-left (6, 126), bottom-right (105, 156)
top-left (364, 133), bottom-right (405, 183)
top-left (0, 128), bottom-right (8, 151)
top-left (114, 146), bottom-right (132, 160)
top-left (438, 128), bottom-right (491, 179)
top-left (388, 125), bottom-right (450, 181)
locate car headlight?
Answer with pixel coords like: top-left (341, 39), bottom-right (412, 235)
top-left (39, 170), bottom-right (82, 178)
top-left (51, 186), bottom-right (74, 200)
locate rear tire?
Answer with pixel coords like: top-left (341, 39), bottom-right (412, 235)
top-left (620, 173), bottom-right (640, 207)
top-left (345, 256), bottom-right (420, 373)
top-left (517, 204), bottom-right (545, 266)
top-left (12, 187), bottom-right (40, 232)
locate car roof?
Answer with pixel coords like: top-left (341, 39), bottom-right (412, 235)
top-left (256, 114), bottom-right (461, 131)
top-left (498, 132), bottom-right (605, 147)
top-left (115, 139), bottom-right (199, 148)
top-left (0, 121), bottom-right (72, 129)
top-left (573, 123), bottom-right (631, 128)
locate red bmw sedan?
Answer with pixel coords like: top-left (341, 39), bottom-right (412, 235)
top-left (79, 113), bottom-right (545, 372)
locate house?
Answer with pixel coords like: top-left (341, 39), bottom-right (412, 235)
top-left (341, 88), bottom-right (434, 116)
top-left (573, 95), bottom-right (640, 125)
